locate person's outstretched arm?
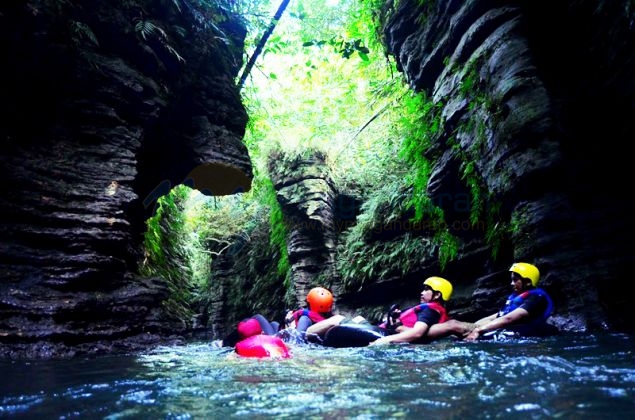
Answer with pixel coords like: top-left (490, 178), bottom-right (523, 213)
top-left (369, 321), bottom-right (428, 345)
top-left (305, 315), bottom-right (346, 336)
top-left (474, 313), bottom-right (498, 326)
top-left (465, 308), bottom-right (529, 341)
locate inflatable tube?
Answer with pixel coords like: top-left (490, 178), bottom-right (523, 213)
top-left (480, 323), bottom-right (560, 341)
top-left (235, 335), bottom-right (291, 358)
top-left (322, 323), bottom-right (385, 348)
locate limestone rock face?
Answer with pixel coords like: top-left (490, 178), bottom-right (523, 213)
top-left (268, 151), bottom-right (338, 306)
top-left (0, 1), bottom-right (251, 357)
top-left (378, 0), bottom-right (635, 332)
top-left (2, 0), bottom-right (635, 358)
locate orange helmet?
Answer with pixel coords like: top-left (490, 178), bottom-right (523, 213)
top-left (306, 287), bottom-right (333, 313)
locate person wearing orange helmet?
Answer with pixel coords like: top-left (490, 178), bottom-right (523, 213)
top-left (426, 262), bottom-right (555, 341)
top-left (285, 286), bottom-right (335, 334)
top-left (214, 287), bottom-right (335, 347)
top-left (304, 276), bottom-right (454, 346)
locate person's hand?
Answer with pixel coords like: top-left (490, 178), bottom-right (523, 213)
top-left (284, 310), bottom-right (296, 328)
top-left (389, 305), bottom-right (401, 320)
top-left (385, 305), bottom-right (402, 333)
top-left (464, 328), bottom-right (481, 342)
top-left (369, 336), bottom-right (391, 346)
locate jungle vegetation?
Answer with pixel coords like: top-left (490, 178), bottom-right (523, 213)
top-left (141, 0), bottom-right (462, 323)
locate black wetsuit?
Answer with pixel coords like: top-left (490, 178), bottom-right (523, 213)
top-left (410, 307), bottom-right (441, 344)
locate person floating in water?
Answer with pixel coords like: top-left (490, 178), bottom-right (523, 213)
top-left (284, 286), bottom-right (335, 335)
top-left (213, 286), bottom-right (335, 347)
top-left (305, 277), bottom-right (453, 347)
top-left (426, 262), bottom-right (555, 341)
top-left (368, 276), bottom-right (452, 345)
top-left (217, 314), bottom-right (280, 348)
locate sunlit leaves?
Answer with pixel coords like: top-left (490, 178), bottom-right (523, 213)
top-left (241, 0), bottom-right (402, 175)
top-left (302, 37), bottom-right (370, 59)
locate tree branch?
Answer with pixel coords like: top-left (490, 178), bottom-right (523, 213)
top-left (237, 0), bottom-right (291, 91)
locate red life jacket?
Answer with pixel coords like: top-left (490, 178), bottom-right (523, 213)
top-left (292, 308), bottom-right (327, 324)
top-left (388, 302), bottom-right (449, 328)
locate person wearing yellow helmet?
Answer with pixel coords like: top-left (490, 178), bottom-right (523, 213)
top-left (508, 262), bottom-right (540, 287)
top-left (426, 262), bottom-right (555, 341)
top-left (368, 276), bottom-right (453, 346)
top-left (466, 262), bottom-right (554, 340)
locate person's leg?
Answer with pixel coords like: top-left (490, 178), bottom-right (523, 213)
top-left (295, 315), bottom-right (314, 333)
top-left (426, 319), bottom-right (475, 339)
top-left (270, 321), bottom-right (280, 332)
top-left (251, 314), bottom-right (278, 335)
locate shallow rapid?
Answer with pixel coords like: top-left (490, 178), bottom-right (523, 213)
top-left (1, 333), bottom-right (633, 418)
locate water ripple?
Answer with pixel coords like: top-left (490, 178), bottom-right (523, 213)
top-left (0, 334), bottom-right (633, 418)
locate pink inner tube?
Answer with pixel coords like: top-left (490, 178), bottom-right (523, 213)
top-left (235, 335), bottom-right (291, 358)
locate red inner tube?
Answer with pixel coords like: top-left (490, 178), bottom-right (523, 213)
top-left (235, 335), bottom-right (291, 358)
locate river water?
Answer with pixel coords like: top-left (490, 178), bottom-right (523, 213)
top-left (1, 333), bottom-right (633, 419)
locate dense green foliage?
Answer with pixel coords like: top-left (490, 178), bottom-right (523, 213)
top-left (207, 204), bottom-right (289, 327)
top-left (397, 92), bottom-right (459, 269)
top-left (140, 186), bottom-right (203, 323)
top-left (260, 176), bottom-right (290, 278)
top-left (140, 0), bottom-right (469, 324)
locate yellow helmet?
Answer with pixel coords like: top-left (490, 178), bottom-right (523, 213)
top-left (423, 276), bottom-right (453, 301)
top-left (509, 262), bottom-right (540, 286)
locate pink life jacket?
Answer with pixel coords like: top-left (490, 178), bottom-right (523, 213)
top-left (380, 302), bottom-right (449, 328)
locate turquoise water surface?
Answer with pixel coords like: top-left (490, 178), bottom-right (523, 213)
top-left (1, 333), bottom-right (633, 418)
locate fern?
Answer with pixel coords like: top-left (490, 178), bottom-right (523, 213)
top-left (164, 44), bottom-right (185, 63)
top-left (134, 19), bottom-right (186, 63)
top-left (135, 20), bottom-right (167, 41)
top-left (71, 21), bottom-right (99, 47)
top-left (337, 232), bottom-right (433, 291)
top-left (398, 91), bottom-right (443, 222)
top-left (169, 0), bottom-right (182, 13)
top-left (140, 186), bottom-right (198, 323)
